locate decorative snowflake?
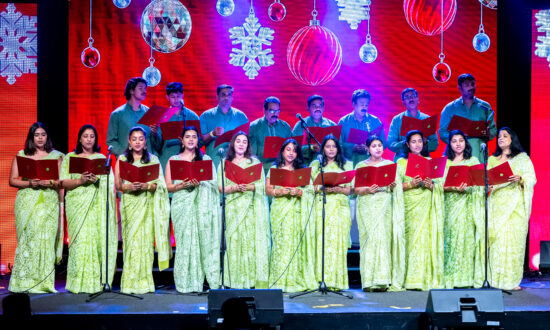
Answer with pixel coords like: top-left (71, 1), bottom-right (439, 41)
top-left (336, 0), bottom-right (370, 30)
top-left (0, 4), bottom-right (37, 85)
top-left (535, 10), bottom-right (550, 66)
top-left (229, 7), bottom-right (274, 79)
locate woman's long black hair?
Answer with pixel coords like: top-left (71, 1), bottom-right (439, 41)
top-left (402, 130), bottom-right (429, 158)
top-left (226, 131), bottom-right (253, 163)
top-left (444, 130), bottom-right (472, 161)
top-left (24, 122), bottom-right (53, 156)
top-left (124, 126), bottom-right (151, 164)
top-left (493, 127), bottom-right (524, 159)
top-left (74, 124), bottom-right (101, 154)
top-left (179, 126), bottom-right (203, 161)
top-left (275, 138), bottom-right (305, 169)
top-left (319, 134), bottom-right (347, 170)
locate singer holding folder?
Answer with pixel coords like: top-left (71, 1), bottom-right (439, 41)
top-left (8, 122), bottom-right (64, 293)
top-left (114, 127), bottom-right (171, 294)
top-left (60, 124), bottom-right (117, 293)
top-left (217, 132), bottom-right (270, 289)
top-left (354, 136), bottom-right (405, 291)
top-left (165, 126), bottom-right (220, 293)
top-left (310, 135), bottom-right (353, 291)
top-left (487, 128), bottom-right (536, 290)
top-left (266, 139), bottom-right (316, 292)
top-left (442, 130), bottom-right (485, 289)
top-left (397, 130), bottom-right (445, 290)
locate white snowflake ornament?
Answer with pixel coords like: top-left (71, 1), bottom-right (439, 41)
top-left (0, 4), bottom-right (37, 85)
top-left (535, 10), bottom-right (550, 64)
top-left (229, 6), bottom-right (274, 79)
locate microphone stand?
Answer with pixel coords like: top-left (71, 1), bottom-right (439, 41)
top-left (88, 148), bottom-right (142, 302)
top-left (180, 101), bottom-right (187, 129)
top-left (290, 116), bottom-right (352, 299)
top-left (481, 105), bottom-right (492, 289)
top-left (219, 151), bottom-right (228, 289)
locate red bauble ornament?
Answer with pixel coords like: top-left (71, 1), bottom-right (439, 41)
top-left (81, 46), bottom-right (101, 68)
top-left (432, 61), bottom-right (451, 83)
top-left (287, 21), bottom-right (342, 86)
top-left (403, 0), bottom-right (457, 36)
top-left (268, 1), bottom-right (286, 22)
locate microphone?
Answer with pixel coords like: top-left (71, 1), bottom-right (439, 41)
top-left (107, 145), bottom-right (113, 152)
top-left (179, 99), bottom-right (185, 108)
top-left (218, 148), bottom-right (225, 156)
top-left (481, 143), bottom-right (487, 151)
top-left (296, 113), bottom-right (306, 125)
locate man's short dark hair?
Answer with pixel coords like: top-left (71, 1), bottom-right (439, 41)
top-left (124, 77), bottom-right (147, 100)
top-left (216, 84), bottom-right (234, 95)
top-left (166, 82), bottom-right (183, 95)
top-left (307, 95), bottom-right (324, 108)
top-left (401, 88), bottom-right (418, 101)
top-left (352, 89), bottom-right (371, 104)
top-left (264, 96), bottom-right (280, 111)
top-left (457, 73), bottom-right (475, 86)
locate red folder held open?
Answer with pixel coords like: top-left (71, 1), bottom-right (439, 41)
top-left (269, 167), bottom-right (311, 188)
top-left (17, 156), bottom-right (59, 180)
top-left (447, 115), bottom-right (486, 138)
top-left (137, 105), bottom-right (179, 126)
top-left (159, 120), bottom-right (201, 140)
top-left (313, 170), bottom-right (356, 186)
top-left (302, 125), bottom-right (342, 145)
top-left (69, 157), bottom-right (109, 175)
top-left (354, 163), bottom-right (397, 187)
top-left (170, 159), bottom-right (212, 182)
top-left (214, 123), bottom-right (250, 147)
top-left (468, 162), bottom-right (514, 186)
top-left (263, 136), bottom-right (303, 158)
top-left (443, 165), bottom-right (471, 187)
top-left (400, 115), bottom-right (439, 137)
top-left (119, 161), bottom-right (159, 183)
top-left (405, 154), bottom-right (447, 179)
top-left (224, 160), bottom-right (263, 185)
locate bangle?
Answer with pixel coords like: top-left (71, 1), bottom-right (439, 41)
top-left (147, 183), bottom-right (152, 191)
top-left (50, 179), bottom-right (54, 187)
top-left (210, 131), bottom-right (215, 138)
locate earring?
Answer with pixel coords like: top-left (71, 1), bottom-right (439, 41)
top-left (129, 146), bottom-right (132, 151)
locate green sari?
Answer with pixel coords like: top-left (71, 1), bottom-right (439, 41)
top-left (310, 159), bottom-right (352, 290)
top-left (119, 154), bottom-right (171, 294)
top-left (268, 166), bottom-right (317, 292)
top-left (218, 157), bottom-right (270, 289)
top-left (171, 154), bottom-right (220, 292)
top-left (9, 150), bottom-right (64, 293)
top-left (61, 152), bottom-right (118, 293)
top-left (397, 157), bottom-right (445, 290)
top-left (443, 158), bottom-right (485, 288)
top-left (487, 153), bottom-right (536, 290)
top-left (355, 159), bottom-right (406, 291)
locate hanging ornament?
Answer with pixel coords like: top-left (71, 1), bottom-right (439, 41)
top-left (479, 0), bottom-right (496, 10)
top-left (142, 8), bottom-right (161, 87)
top-left (336, 0), bottom-right (369, 30)
top-left (268, 0), bottom-right (286, 22)
top-left (359, 1), bottom-right (377, 63)
top-left (473, 2), bottom-right (490, 52)
top-left (287, 1), bottom-right (342, 86)
top-left (81, 0), bottom-right (100, 68)
top-left (432, 0), bottom-right (450, 83)
top-left (403, 0), bottom-right (457, 36)
top-left (113, 0), bottom-right (131, 9)
top-left (229, 0), bottom-right (275, 79)
top-left (217, 0), bottom-right (235, 17)
top-left (140, 0), bottom-right (192, 53)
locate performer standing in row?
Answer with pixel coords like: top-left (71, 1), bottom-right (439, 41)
top-left (60, 124), bottom-right (117, 293)
top-left (310, 135), bottom-right (352, 291)
top-left (115, 127), bottom-right (170, 294)
top-left (165, 126), bottom-right (220, 293)
top-left (397, 130), bottom-right (444, 290)
top-left (218, 132), bottom-right (270, 289)
top-left (487, 127), bottom-right (536, 290)
top-left (442, 130), bottom-right (484, 289)
top-left (354, 136), bottom-right (405, 291)
top-left (8, 122), bottom-right (64, 293)
top-left (267, 139), bottom-right (316, 292)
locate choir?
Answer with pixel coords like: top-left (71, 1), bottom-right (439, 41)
top-left (8, 74), bottom-right (536, 295)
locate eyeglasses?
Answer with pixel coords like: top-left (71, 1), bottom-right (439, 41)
top-left (267, 109), bottom-right (281, 114)
top-left (403, 94), bottom-right (418, 100)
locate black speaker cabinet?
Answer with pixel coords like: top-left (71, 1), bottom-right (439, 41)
top-left (540, 240), bottom-right (550, 270)
top-left (208, 289), bottom-right (284, 328)
top-left (425, 289), bottom-right (504, 329)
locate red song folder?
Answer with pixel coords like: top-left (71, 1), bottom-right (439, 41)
top-left (405, 154), bottom-right (447, 179)
top-left (169, 159), bottom-right (212, 182)
top-left (214, 123), bottom-right (250, 147)
top-left (137, 105), bottom-right (179, 126)
top-left (400, 114), bottom-right (439, 137)
top-left (313, 170), bottom-right (356, 186)
top-left (447, 115), bottom-right (486, 138)
top-left (354, 163), bottom-right (397, 187)
top-left (468, 162), bottom-right (514, 186)
top-left (263, 136), bottom-right (303, 159)
top-left (69, 157), bottom-right (109, 175)
top-left (269, 167), bottom-right (312, 188)
top-left (159, 120), bottom-right (201, 140)
top-left (224, 160), bottom-right (263, 185)
top-left (119, 161), bottom-right (159, 183)
top-left (302, 125), bottom-right (342, 145)
top-left (16, 156), bottom-right (59, 180)
top-left (443, 165), bottom-right (471, 187)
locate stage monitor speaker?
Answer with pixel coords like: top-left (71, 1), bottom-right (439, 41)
top-left (208, 289), bottom-right (284, 328)
top-left (425, 289), bottom-right (504, 329)
top-left (539, 240), bottom-right (550, 271)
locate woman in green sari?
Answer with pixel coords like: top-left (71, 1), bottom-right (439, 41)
top-left (9, 122), bottom-right (64, 293)
top-left (443, 130), bottom-right (484, 288)
top-left (310, 135), bottom-right (352, 291)
top-left (218, 131), bottom-right (269, 289)
top-left (267, 138), bottom-right (316, 292)
top-left (397, 130), bottom-right (444, 290)
top-left (115, 126), bottom-right (171, 294)
top-left (354, 136), bottom-right (405, 291)
top-left (61, 124), bottom-right (117, 293)
top-left (166, 126), bottom-right (220, 292)
top-left (488, 127), bottom-right (536, 290)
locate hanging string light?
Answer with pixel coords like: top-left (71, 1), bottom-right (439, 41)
top-left (432, 0), bottom-right (450, 83)
top-left (359, 0), bottom-right (377, 63)
top-left (81, 0), bottom-right (100, 68)
top-left (142, 4), bottom-right (161, 87)
top-left (473, 2), bottom-right (490, 52)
